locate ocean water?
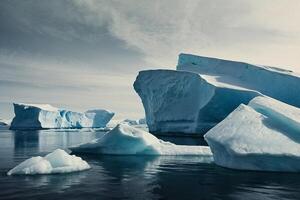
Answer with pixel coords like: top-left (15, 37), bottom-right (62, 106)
top-left (0, 128), bottom-right (300, 200)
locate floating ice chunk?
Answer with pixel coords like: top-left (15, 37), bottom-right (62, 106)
top-left (121, 118), bottom-right (147, 126)
top-left (71, 124), bottom-right (212, 156)
top-left (10, 103), bottom-right (114, 129)
top-left (121, 119), bottom-right (139, 125)
top-left (204, 96), bottom-right (300, 172)
top-left (85, 109), bottom-right (115, 128)
top-left (7, 149), bottom-right (90, 175)
top-left (138, 118), bottom-right (146, 124)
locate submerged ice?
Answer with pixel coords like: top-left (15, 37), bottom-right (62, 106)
top-left (204, 96), bottom-right (300, 172)
top-left (10, 103), bottom-right (114, 129)
top-left (71, 123), bottom-right (212, 156)
top-left (7, 149), bottom-right (90, 175)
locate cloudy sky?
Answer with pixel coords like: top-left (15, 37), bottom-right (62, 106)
top-left (0, 0), bottom-right (300, 120)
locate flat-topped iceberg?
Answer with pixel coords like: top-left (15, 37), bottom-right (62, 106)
top-left (204, 96), bottom-right (300, 172)
top-left (134, 54), bottom-right (300, 135)
top-left (134, 69), bottom-right (259, 135)
top-left (71, 124), bottom-right (212, 156)
top-left (7, 149), bottom-right (90, 175)
top-left (10, 103), bottom-right (114, 129)
top-left (178, 54), bottom-right (300, 108)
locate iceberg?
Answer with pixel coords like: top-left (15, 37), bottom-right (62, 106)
top-left (121, 118), bottom-right (147, 126)
top-left (134, 54), bottom-right (300, 135)
top-left (138, 118), bottom-right (146, 124)
top-left (10, 103), bottom-right (114, 129)
top-left (204, 96), bottom-right (300, 172)
top-left (178, 54), bottom-right (300, 108)
top-left (121, 119), bottom-right (140, 126)
top-left (7, 149), bottom-right (90, 175)
top-left (71, 123), bottom-right (212, 156)
top-left (134, 70), bottom-right (259, 135)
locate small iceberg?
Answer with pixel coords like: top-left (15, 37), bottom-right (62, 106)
top-left (7, 149), bottom-right (90, 175)
top-left (71, 123), bottom-right (212, 156)
top-left (121, 118), bottom-right (147, 126)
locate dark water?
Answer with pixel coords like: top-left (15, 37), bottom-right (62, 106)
top-left (0, 128), bottom-right (300, 200)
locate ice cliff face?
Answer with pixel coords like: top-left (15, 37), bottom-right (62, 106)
top-left (10, 103), bottom-right (114, 129)
top-left (204, 96), bottom-right (300, 172)
top-left (134, 54), bottom-right (300, 135)
top-left (134, 69), bottom-right (260, 134)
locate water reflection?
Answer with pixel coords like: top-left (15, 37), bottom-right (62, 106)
top-left (13, 130), bottom-right (39, 157)
top-left (1, 129), bottom-right (300, 200)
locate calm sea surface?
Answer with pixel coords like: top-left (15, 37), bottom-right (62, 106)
top-left (0, 127), bottom-right (300, 200)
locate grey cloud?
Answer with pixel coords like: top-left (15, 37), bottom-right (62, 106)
top-left (0, 0), bottom-right (300, 119)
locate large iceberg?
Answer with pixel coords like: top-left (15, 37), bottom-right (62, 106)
top-left (71, 123), bottom-right (212, 156)
top-left (134, 54), bottom-right (300, 135)
top-left (134, 70), bottom-right (260, 135)
top-left (204, 96), bottom-right (300, 172)
top-left (10, 103), bottom-right (114, 129)
top-left (7, 149), bottom-right (90, 175)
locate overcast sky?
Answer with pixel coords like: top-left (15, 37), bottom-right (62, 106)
top-left (1, 0), bottom-right (300, 120)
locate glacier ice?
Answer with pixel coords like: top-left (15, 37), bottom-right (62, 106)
top-left (178, 53), bottom-right (300, 108)
top-left (121, 118), bottom-right (147, 126)
top-left (204, 96), bottom-right (300, 172)
top-left (10, 103), bottom-right (114, 129)
top-left (7, 149), bottom-right (90, 175)
top-left (134, 69), bottom-right (259, 135)
top-left (138, 118), bottom-right (146, 124)
top-left (71, 123), bottom-right (212, 156)
top-left (134, 54), bottom-right (300, 135)
top-left (121, 119), bottom-right (140, 126)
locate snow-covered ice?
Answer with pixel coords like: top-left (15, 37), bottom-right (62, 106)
top-left (10, 103), bottom-right (114, 129)
top-left (178, 54), bottom-right (300, 108)
top-left (134, 54), bottom-right (300, 135)
top-left (7, 149), bottom-right (90, 175)
top-left (204, 96), bottom-right (300, 172)
top-left (71, 123), bottom-right (212, 156)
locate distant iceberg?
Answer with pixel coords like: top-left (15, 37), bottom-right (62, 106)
top-left (71, 124), bottom-right (212, 156)
top-left (134, 54), bottom-right (300, 135)
top-left (7, 149), bottom-right (90, 175)
top-left (10, 103), bottom-right (114, 129)
top-left (121, 118), bottom-right (147, 126)
top-left (204, 96), bottom-right (300, 172)
top-left (134, 69), bottom-right (259, 135)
